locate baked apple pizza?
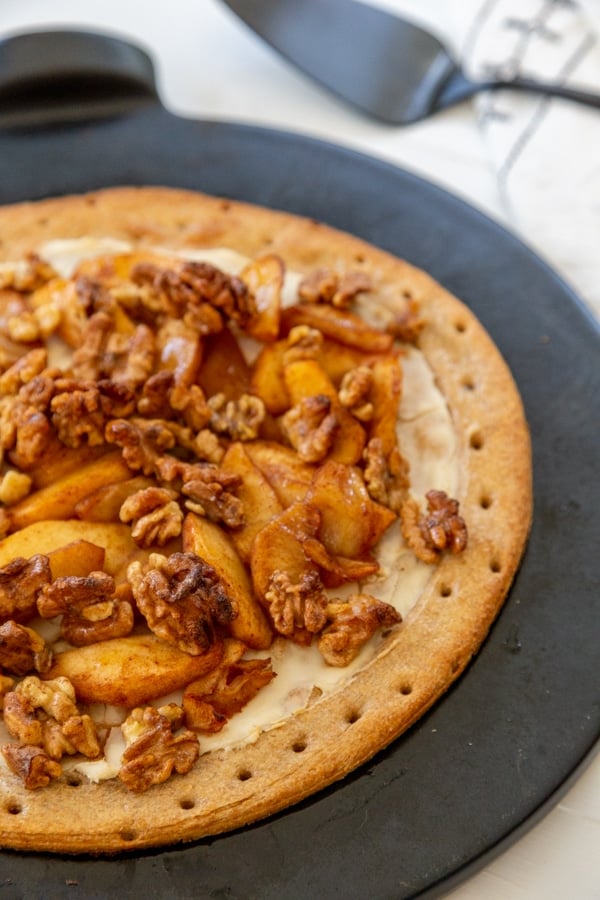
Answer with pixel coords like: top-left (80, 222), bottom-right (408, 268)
top-left (0, 187), bottom-right (531, 852)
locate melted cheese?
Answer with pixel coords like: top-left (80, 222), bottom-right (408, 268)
top-left (34, 239), bottom-right (458, 762)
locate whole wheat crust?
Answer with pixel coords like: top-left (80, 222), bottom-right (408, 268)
top-left (0, 187), bottom-right (531, 853)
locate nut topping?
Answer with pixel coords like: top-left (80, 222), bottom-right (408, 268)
top-left (338, 366), bottom-right (374, 421)
top-left (120, 486), bottom-right (183, 547)
top-left (0, 555), bottom-right (51, 624)
top-left (207, 393), bottom-right (265, 442)
top-left (37, 572), bottom-right (134, 646)
top-left (118, 704), bottom-right (199, 792)
top-left (318, 594), bottom-right (401, 667)
top-left (400, 489), bottom-right (468, 563)
top-left (3, 675), bottom-right (101, 763)
top-left (362, 437), bottom-right (410, 513)
top-left (2, 744), bottom-right (62, 789)
top-left (265, 570), bottom-right (327, 637)
top-left (281, 395), bottom-right (339, 463)
top-left (127, 552), bottom-right (236, 655)
top-left (0, 620), bottom-right (52, 675)
top-left (298, 268), bottom-right (371, 309)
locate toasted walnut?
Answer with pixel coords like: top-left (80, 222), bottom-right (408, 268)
top-left (191, 428), bottom-right (225, 464)
top-left (283, 325), bottom-right (323, 364)
top-left (119, 486), bottom-right (183, 547)
top-left (37, 572), bottom-right (134, 646)
top-left (70, 310), bottom-right (112, 380)
top-left (50, 381), bottom-right (106, 448)
top-left (298, 268), bottom-right (371, 309)
top-left (3, 675), bottom-right (101, 760)
top-left (183, 640), bottom-right (275, 733)
top-left (105, 417), bottom-right (176, 475)
top-left (0, 469), bottom-right (32, 505)
top-left (0, 620), bottom-right (52, 675)
top-left (318, 594), bottom-right (401, 666)
top-left (50, 378), bottom-right (135, 447)
top-left (280, 395), bottom-right (339, 463)
top-left (72, 311), bottom-right (155, 388)
top-left (0, 673), bottom-right (14, 696)
top-left (2, 744), bottom-right (62, 789)
top-left (181, 466), bottom-right (244, 529)
top-left (152, 455), bottom-right (242, 526)
top-left (400, 489), bottom-right (468, 563)
top-left (127, 552), bottom-right (235, 655)
top-left (117, 323), bottom-right (156, 388)
top-left (208, 393), bottom-right (265, 441)
top-left (0, 555), bottom-right (51, 624)
top-left (25, 300), bottom-right (62, 340)
top-left (338, 366), bottom-right (374, 421)
top-left (176, 384), bottom-right (213, 432)
top-left (0, 370), bottom-right (55, 468)
top-left (105, 274), bottom-right (165, 319)
top-left (0, 255), bottom-right (56, 292)
top-left (265, 570), bottom-right (327, 637)
top-left (137, 370), bottom-right (175, 418)
top-left (0, 347), bottom-right (47, 395)
top-left (138, 367), bottom-right (212, 434)
top-left (6, 310), bottom-right (42, 343)
top-left (3, 689), bottom-right (42, 744)
top-left (363, 438), bottom-right (410, 513)
top-left (385, 297), bottom-right (425, 344)
top-left (137, 372), bottom-right (211, 433)
top-left (118, 704), bottom-right (199, 792)
top-left (132, 260), bottom-right (254, 330)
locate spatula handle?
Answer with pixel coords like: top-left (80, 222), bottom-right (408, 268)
top-left (0, 30), bottom-right (158, 129)
top-left (435, 69), bottom-right (600, 114)
top-left (507, 76), bottom-right (600, 110)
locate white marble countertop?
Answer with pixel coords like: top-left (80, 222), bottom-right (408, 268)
top-left (0, 1), bottom-right (598, 897)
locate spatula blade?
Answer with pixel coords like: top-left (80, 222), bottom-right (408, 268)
top-left (220, 0), bottom-right (457, 123)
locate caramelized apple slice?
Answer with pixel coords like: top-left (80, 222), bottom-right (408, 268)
top-left (221, 442), bottom-right (283, 563)
top-left (250, 341), bottom-right (289, 415)
top-left (0, 520), bottom-right (138, 577)
top-left (25, 437), bottom-right (109, 489)
top-left (46, 634), bottom-right (224, 706)
top-left (244, 440), bottom-right (316, 507)
top-left (74, 476), bottom-right (155, 522)
top-left (250, 501), bottom-right (320, 601)
top-left (3, 451), bottom-right (132, 533)
top-left (198, 325), bottom-right (252, 400)
top-left (241, 254), bottom-right (283, 343)
top-left (47, 539), bottom-right (106, 579)
top-left (305, 460), bottom-right (396, 558)
top-left (182, 513), bottom-right (272, 650)
top-left (281, 304), bottom-right (393, 352)
top-left (368, 354), bottom-right (403, 455)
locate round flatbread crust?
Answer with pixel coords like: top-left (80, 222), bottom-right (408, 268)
top-left (0, 187), bottom-right (532, 853)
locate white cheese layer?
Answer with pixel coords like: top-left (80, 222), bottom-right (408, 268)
top-left (35, 239), bottom-right (458, 764)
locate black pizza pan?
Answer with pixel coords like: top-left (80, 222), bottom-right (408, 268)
top-left (0, 31), bottom-right (597, 899)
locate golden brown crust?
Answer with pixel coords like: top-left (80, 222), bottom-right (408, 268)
top-left (0, 187), bottom-right (532, 853)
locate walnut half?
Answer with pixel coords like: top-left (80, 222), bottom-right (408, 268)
top-left (400, 489), bottom-right (468, 563)
top-left (0, 620), bottom-right (52, 676)
top-left (3, 675), bottom-right (101, 765)
top-left (37, 572), bottom-right (134, 646)
top-left (127, 552), bottom-right (236, 656)
top-left (118, 705), bottom-right (199, 792)
top-left (2, 744), bottom-right (62, 790)
top-left (318, 594), bottom-right (401, 667)
top-left (0, 555), bottom-right (51, 624)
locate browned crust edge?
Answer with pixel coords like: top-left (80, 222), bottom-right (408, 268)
top-left (0, 187), bottom-right (532, 853)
